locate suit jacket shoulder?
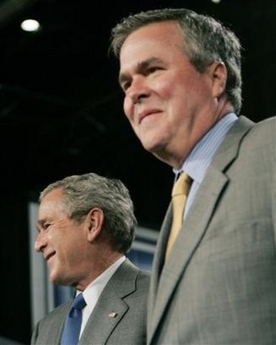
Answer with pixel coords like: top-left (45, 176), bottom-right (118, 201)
top-left (31, 258), bottom-right (150, 345)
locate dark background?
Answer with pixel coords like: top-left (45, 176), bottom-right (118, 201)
top-left (0, 0), bottom-right (275, 343)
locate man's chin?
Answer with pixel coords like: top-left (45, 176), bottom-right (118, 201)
top-left (141, 139), bottom-right (162, 153)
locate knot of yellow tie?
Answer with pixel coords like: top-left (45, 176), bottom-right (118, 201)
top-left (172, 172), bottom-right (192, 197)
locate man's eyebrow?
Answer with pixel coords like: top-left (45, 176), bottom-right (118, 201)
top-left (118, 57), bottom-right (163, 85)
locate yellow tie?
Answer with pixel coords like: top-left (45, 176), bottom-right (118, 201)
top-left (165, 172), bottom-right (192, 259)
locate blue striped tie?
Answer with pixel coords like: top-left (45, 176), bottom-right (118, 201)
top-left (60, 293), bottom-right (86, 345)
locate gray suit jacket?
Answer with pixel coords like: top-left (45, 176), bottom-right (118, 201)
top-left (31, 259), bottom-right (150, 345)
top-left (148, 116), bottom-right (276, 345)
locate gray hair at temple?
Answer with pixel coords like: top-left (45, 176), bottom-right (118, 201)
top-left (109, 8), bottom-right (242, 114)
top-left (39, 172), bottom-right (137, 253)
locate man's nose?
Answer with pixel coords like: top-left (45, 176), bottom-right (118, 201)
top-left (34, 232), bottom-right (47, 253)
top-left (127, 77), bottom-right (149, 105)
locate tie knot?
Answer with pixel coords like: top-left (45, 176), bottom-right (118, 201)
top-left (172, 172), bottom-right (192, 197)
top-left (72, 293), bottom-right (86, 310)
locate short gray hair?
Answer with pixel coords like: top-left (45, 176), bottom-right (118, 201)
top-left (40, 172), bottom-right (137, 253)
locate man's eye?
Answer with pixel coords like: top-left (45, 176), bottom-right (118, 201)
top-left (122, 81), bottom-right (131, 92)
top-left (148, 66), bottom-right (160, 74)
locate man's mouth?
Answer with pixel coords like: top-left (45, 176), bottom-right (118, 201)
top-left (44, 251), bottom-right (55, 262)
top-left (138, 109), bottom-right (161, 123)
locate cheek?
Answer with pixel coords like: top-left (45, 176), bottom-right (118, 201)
top-left (152, 73), bottom-right (171, 92)
top-left (152, 74), bottom-right (180, 104)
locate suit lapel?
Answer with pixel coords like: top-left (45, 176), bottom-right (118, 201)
top-left (79, 259), bottom-right (138, 345)
top-left (37, 300), bottom-right (72, 345)
top-left (79, 288), bottom-right (128, 344)
top-left (149, 167), bottom-right (228, 336)
top-left (148, 205), bottom-right (172, 312)
top-left (148, 116), bottom-right (254, 342)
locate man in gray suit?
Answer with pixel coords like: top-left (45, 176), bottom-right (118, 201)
top-left (31, 172), bottom-right (150, 345)
top-left (109, 7), bottom-right (276, 345)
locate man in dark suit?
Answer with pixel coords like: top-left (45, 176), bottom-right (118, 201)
top-left (31, 172), bottom-right (150, 345)
top-left (109, 8), bottom-right (276, 345)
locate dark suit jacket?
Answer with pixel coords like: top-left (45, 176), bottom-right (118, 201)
top-left (31, 259), bottom-right (150, 345)
top-left (148, 116), bottom-right (276, 345)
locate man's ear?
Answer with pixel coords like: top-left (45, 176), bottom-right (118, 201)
top-left (85, 207), bottom-right (104, 243)
top-left (210, 61), bottom-right (227, 98)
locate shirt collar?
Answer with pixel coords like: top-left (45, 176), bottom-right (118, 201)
top-left (174, 113), bottom-right (238, 183)
top-left (76, 256), bottom-right (126, 311)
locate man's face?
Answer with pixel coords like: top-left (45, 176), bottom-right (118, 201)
top-left (35, 188), bottom-right (91, 288)
top-left (119, 22), bottom-right (221, 168)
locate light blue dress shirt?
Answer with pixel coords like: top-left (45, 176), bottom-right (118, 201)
top-left (173, 112), bottom-right (238, 218)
